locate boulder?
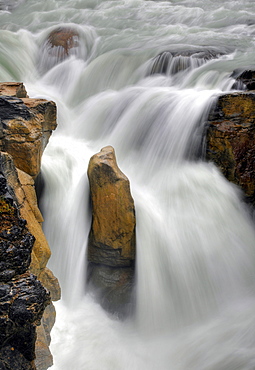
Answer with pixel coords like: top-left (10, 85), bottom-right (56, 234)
top-left (0, 95), bottom-right (57, 179)
top-left (206, 92), bottom-right (255, 206)
top-left (87, 146), bottom-right (136, 317)
top-left (46, 27), bottom-right (79, 60)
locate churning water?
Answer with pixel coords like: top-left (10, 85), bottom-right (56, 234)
top-left (0, 0), bottom-right (255, 369)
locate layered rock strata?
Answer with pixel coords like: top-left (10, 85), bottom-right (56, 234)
top-left (87, 146), bottom-right (136, 318)
top-left (206, 92), bottom-right (255, 206)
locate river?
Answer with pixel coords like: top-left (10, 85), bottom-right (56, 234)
top-left (0, 1), bottom-right (255, 369)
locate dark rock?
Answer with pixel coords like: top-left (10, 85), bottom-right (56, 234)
top-left (0, 345), bottom-right (36, 370)
top-left (0, 171), bottom-right (50, 369)
top-left (87, 263), bottom-right (135, 319)
top-left (231, 67), bottom-right (255, 91)
top-left (0, 194), bottom-right (34, 282)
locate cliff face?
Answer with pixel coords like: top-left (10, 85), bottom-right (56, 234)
top-left (0, 163), bottom-right (50, 370)
top-left (0, 83), bottom-right (60, 370)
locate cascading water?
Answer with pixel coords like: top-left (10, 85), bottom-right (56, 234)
top-left (1, 0), bottom-right (255, 369)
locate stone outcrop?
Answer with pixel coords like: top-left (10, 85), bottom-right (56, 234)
top-left (87, 146), bottom-right (136, 318)
top-left (0, 83), bottom-right (60, 369)
top-left (0, 82), bottom-right (28, 98)
top-left (0, 86), bottom-right (57, 178)
top-left (231, 67), bottom-right (255, 90)
top-left (206, 92), bottom-right (255, 206)
top-left (0, 169), bottom-right (50, 370)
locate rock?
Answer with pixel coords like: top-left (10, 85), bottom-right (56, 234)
top-left (206, 92), bottom-right (255, 205)
top-left (88, 146), bottom-right (136, 267)
top-left (0, 345), bottom-right (36, 370)
top-left (0, 95), bottom-right (57, 178)
top-left (34, 324), bottom-right (53, 370)
top-left (150, 48), bottom-right (223, 75)
top-left (46, 27), bottom-right (79, 58)
top-left (87, 146), bottom-right (136, 317)
top-left (87, 263), bottom-right (135, 318)
top-left (0, 85), bottom-right (59, 369)
top-left (0, 169), bottom-right (50, 369)
top-left (0, 151), bottom-right (59, 369)
top-left (231, 67), bottom-right (255, 90)
top-left (0, 82), bottom-right (28, 98)
top-left (38, 268), bottom-right (61, 302)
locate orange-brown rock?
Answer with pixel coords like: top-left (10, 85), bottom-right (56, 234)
top-left (0, 95), bottom-right (57, 178)
top-left (87, 146), bottom-right (136, 317)
top-left (206, 92), bottom-right (255, 205)
top-left (87, 146), bottom-right (136, 267)
top-left (0, 82), bottom-right (28, 98)
top-left (47, 27), bottom-right (79, 58)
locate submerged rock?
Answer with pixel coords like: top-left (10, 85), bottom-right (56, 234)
top-left (149, 49), bottom-right (223, 75)
top-left (206, 92), bottom-right (255, 206)
top-left (46, 27), bottom-right (79, 58)
top-left (87, 146), bottom-right (136, 318)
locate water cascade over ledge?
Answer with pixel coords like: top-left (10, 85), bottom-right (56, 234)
top-left (0, 0), bottom-right (255, 369)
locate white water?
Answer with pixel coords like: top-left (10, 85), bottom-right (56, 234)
top-left (1, 1), bottom-right (255, 369)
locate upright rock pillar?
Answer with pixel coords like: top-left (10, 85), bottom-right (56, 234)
top-left (87, 146), bottom-right (136, 318)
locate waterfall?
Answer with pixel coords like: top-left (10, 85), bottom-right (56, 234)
top-left (0, 0), bottom-right (255, 369)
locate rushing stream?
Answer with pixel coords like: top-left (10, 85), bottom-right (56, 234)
top-left (1, 1), bottom-right (255, 369)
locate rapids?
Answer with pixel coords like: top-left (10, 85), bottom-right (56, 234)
top-left (0, 0), bottom-right (255, 369)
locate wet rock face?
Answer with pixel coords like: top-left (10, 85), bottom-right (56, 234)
top-left (0, 172), bottom-right (33, 282)
top-left (87, 146), bottom-right (136, 318)
top-left (206, 92), bottom-right (255, 206)
top-left (0, 94), bottom-right (57, 178)
top-left (0, 171), bottom-right (50, 369)
top-left (231, 67), bottom-right (255, 90)
top-left (0, 272), bottom-right (50, 359)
